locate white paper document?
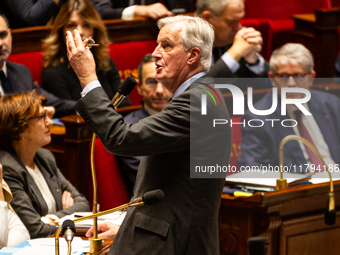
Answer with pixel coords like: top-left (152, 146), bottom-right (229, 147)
top-left (13, 237), bottom-right (89, 255)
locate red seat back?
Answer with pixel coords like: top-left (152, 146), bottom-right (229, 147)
top-left (88, 138), bottom-right (130, 211)
top-left (244, 0), bottom-right (332, 20)
top-left (8, 51), bottom-right (44, 85)
top-left (228, 116), bottom-right (242, 175)
top-left (109, 40), bottom-right (158, 105)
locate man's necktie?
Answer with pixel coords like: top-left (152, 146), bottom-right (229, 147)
top-left (0, 71), bottom-right (13, 93)
top-left (295, 111), bottom-right (324, 171)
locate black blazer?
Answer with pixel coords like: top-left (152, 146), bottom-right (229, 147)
top-left (6, 61), bottom-right (76, 118)
top-left (75, 76), bottom-right (232, 254)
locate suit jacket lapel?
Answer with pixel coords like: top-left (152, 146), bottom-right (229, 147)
top-left (35, 151), bottom-right (63, 211)
top-left (6, 62), bottom-right (24, 92)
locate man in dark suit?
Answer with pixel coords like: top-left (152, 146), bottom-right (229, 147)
top-left (67, 15), bottom-right (232, 254)
top-left (0, 12), bottom-right (75, 118)
top-left (238, 43), bottom-right (340, 171)
top-left (196, 0), bottom-right (270, 82)
top-left (115, 53), bottom-right (172, 196)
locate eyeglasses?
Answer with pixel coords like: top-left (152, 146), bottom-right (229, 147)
top-left (30, 110), bottom-right (48, 123)
top-left (274, 73), bottom-right (309, 79)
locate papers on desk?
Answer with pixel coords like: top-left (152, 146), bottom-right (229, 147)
top-left (225, 169), bottom-right (340, 191)
top-left (11, 237), bottom-right (88, 255)
top-left (226, 170), bottom-right (311, 191)
top-left (309, 171), bottom-right (340, 184)
top-left (56, 211), bottom-right (126, 228)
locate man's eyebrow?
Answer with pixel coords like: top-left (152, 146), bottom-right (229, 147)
top-left (0, 30), bottom-right (8, 36)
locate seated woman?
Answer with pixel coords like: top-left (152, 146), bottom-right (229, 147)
top-left (0, 90), bottom-right (90, 239)
top-left (0, 164), bottom-right (30, 247)
top-left (41, 0), bottom-right (130, 106)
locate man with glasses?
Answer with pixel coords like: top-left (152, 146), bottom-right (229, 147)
top-left (238, 43), bottom-right (340, 171)
top-left (115, 53), bottom-right (172, 195)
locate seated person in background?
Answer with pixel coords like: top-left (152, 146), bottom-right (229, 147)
top-left (238, 43), bottom-right (340, 171)
top-left (0, 0), bottom-right (66, 29)
top-left (42, 0), bottom-right (130, 106)
top-left (0, 12), bottom-right (76, 118)
top-left (0, 90), bottom-right (90, 239)
top-left (196, 0), bottom-right (270, 81)
top-left (89, 0), bottom-right (195, 20)
top-left (0, 164), bottom-right (30, 248)
top-left (115, 53), bottom-right (172, 195)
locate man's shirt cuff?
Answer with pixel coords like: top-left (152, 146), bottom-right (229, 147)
top-left (246, 55), bottom-right (265, 75)
top-left (221, 52), bottom-right (240, 73)
top-left (81, 80), bottom-right (101, 97)
top-left (122, 5), bottom-right (136, 20)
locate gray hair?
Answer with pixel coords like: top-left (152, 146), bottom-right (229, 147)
top-left (195, 0), bottom-right (244, 17)
top-left (269, 43), bottom-right (314, 74)
top-left (157, 15), bottom-right (214, 71)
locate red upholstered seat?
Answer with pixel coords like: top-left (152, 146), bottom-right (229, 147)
top-left (8, 51), bottom-right (44, 85)
top-left (228, 116), bottom-right (242, 175)
top-left (88, 137), bottom-right (130, 211)
top-left (243, 0), bottom-right (332, 53)
top-left (109, 40), bottom-right (158, 105)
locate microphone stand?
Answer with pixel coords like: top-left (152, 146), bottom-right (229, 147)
top-left (88, 77), bottom-right (137, 254)
top-left (277, 135), bottom-right (335, 223)
top-left (55, 198), bottom-right (145, 255)
top-left (88, 96), bottom-right (128, 255)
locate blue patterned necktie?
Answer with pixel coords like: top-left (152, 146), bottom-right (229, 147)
top-left (0, 70), bottom-right (13, 93)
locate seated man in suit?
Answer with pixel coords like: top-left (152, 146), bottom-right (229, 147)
top-left (115, 53), bottom-right (172, 195)
top-left (238, 43), bottom-right (340, 172)
top-left (0, 12), bottom-right (76, 118)
top-left (196, 0), bottom-right (270, 82)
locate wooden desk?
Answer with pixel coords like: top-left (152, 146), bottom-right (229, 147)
top-left (292, 8), bottom-right (340, 77)
top-left (11, 17), bottom-right (159, 54)
top-left (219, 181), bottom-right (340, 255)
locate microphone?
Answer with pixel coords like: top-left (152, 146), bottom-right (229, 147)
top-left (130, 189), bottom-right (165, 206)
top-left (55, 190), bottom-right (164, 255)
top-left (60, 219), bottom-right (76, 255)
top-left (61, 219), bottom-right (76, 242)
top-left (111, 76), bottom-right (137, 108)
top-left (277, 135), bottom-right (335, 225)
